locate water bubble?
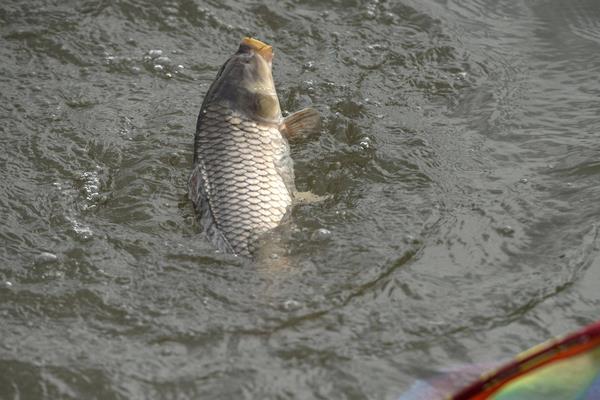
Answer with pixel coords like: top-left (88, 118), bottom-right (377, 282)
top-left (367, 44), bottom-right (386, 51)
top-left (153, 64), bottom-right (164, 72)
top-left (165, 73), bottom-right (172, 79)
top-left (303, 61), bottom-right (315, 71)
top-left (131, 66), bottom-right (141, 74)
top-left (43, 270), bottom-right (64, 280)
top-left (155, 56), bottom-right (171, 65)
top-left (302, 80), bottom-right (315, 93)
top-left (403, 235), bottom-right (418, 245)
top-left (148, 49), bottom-right (163, 58)
top-left (281, 299), bottom-right (302, 311)
top-left (35, 252), bottom-right (58, 265)
top-left (4, 281), bottom-right (12, 288)
top-left (497, 225), bottom-right (515, 237)
top-left (359, 136), bottom-right (372, 149)
top-left (519, 178), bottom-right (528, 184)
top-left (80, 170), bottom-right (101, 207)
top-left (69, 217), bottom-right (93, 240)
top-left (311, 228), bottom-right (332, 241)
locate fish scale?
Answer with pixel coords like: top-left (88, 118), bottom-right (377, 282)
top-left (189, 103), bottom-right (293, 257)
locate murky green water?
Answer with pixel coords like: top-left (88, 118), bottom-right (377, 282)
top-left (1, 0), bottom-right (600, 398)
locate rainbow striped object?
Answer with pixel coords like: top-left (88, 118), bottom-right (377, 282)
top-left (400, 320), bottom-right (600, 399)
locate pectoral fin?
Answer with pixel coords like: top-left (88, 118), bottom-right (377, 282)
top-left (294, 191), bottom-right (330, 205)
top-left (280, 108), bottom-right (321, 140)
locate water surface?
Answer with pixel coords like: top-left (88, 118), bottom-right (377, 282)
top-left (1, 0), bottom-right (599, 398)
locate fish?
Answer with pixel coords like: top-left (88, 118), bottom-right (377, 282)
top-left (188, 37), bottom-right (320, 258)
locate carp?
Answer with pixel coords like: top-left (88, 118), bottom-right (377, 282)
top-left (189, 37), bottom-right (320, 257)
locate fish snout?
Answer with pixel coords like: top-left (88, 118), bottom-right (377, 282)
top-left (241, 37), bottom-right (273, 62)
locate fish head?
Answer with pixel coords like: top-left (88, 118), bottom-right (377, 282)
top-left (207, 37), bottom-right (281, 123)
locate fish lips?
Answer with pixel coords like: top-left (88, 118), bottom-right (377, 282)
top-left (240, 37), bottom-right (273, 63)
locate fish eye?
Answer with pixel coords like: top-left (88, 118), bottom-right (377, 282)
top-left (235, 51), bottom-right (253, 64)
top-left (237, 44), bottom-right (254, 55)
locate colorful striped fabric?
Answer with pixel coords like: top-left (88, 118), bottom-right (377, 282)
top-left (452, 320), bottom-right (600, 399)
top-left (398, 320), bottom-right (600, 400)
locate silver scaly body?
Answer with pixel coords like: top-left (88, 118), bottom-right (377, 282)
top-left (189, 103), bottom-right (294, 257)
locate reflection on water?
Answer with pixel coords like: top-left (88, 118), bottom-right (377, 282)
top-left (1, 0), bottom-right (599, 398)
